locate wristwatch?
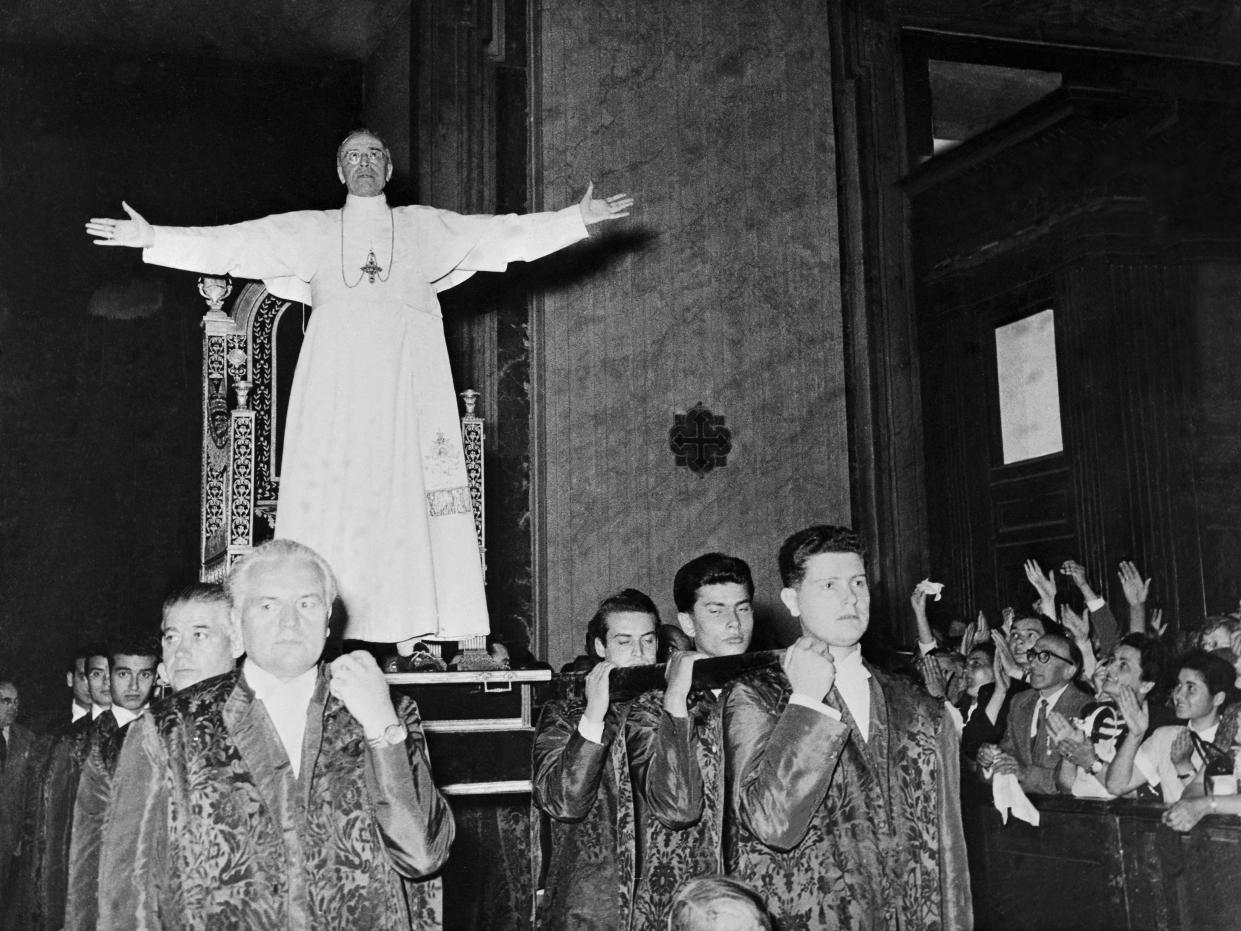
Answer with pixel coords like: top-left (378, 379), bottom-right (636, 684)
top-left (367, 722), bottom-right (407, 748)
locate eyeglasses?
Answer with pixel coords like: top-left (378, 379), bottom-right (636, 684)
top-left (341, 148), bottom-right (386, 166)
top-left (0, 697), bottom-right (17, 706)
top-left (1031, 649), bottom-right (1073, 666)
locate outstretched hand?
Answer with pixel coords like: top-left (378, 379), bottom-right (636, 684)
top-left (579, 182), bottom-right (634, 226)
top-left (85, 201), bottom-right (154, 248)
top-left (1117, 560), bottom-right (1151, 606)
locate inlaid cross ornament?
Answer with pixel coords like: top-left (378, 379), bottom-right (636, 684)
top-left (360, 250), bottom-right (383, 283)
top-left (669, 403), bottom-right (732, 475)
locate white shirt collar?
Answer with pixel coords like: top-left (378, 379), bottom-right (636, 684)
top-left (243, 659), bottom-right (319, 778)
top-left (110, 705), bottom-right (144, 728)
top-left (344, 192), bottom-right (390, 214)
top-left (1191, 720), bottom-right (1220, 742)
top-left (244, 659), bottom-right (318, 704)
top-left (832, 646), bottom-right (872, 681)
top-left (1038, 682), bottom-right (1071, 710)
top-left (72, 702), bottom-right (90, 722)
top-left (90, 703), bottom-right (108, 720)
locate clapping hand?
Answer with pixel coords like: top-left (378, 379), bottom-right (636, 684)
top-left (1114, 684), bottom-right (1150, 739)
top-left (1169, 728), bottom-right (1196, 768)
top-left (1047, 710), bottom-right (1094, 766)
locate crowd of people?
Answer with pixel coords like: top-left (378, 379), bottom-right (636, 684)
top-left (3, 528), bottom-right (1240, 930)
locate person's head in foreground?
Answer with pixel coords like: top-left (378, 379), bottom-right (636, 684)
top-left (160, 582), bottom-right (242, 692)
top-left (778, 525), bottom-right (868, 649)
top-left (667, 875), bottom-right (772, 931)
top-left (1172, 650), bottom-right (1234, 730)
top-left (108, 636), bottom-right (160, 712)
top-left (1098, 632), bottom-right (1168, 705)
top-left (226, 538), bottom-right (338, 681)
top-left (673, 552), bottom-right (755, 657)
top-left (585, 588), bottom-right (660, 667)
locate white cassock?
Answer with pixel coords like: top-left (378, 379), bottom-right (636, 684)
top-left (144, 193), bottom-right (589, 641)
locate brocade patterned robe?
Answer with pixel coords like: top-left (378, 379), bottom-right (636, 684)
top-left (727, 664), bottom-right (973, 931)
top-left (143, 196), bottom-right (589, 643)
top-left (532, 698), bottom-right (638, 931)
top-left (65, 711), bottom-right (132, 931)
top-left (625, 689), bottom-right (726, 931)
top-left (9, 713), bottom-right (96, 931)
top-left (97, 667), bottom-right (454, 930)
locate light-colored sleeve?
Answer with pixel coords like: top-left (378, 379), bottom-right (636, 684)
top-left (99, 715), bottom-right (166, 931)
top-left (363, 696), bottom-right (456, 878)
top-left (423, 206), bottom-right (590, 292)
top-left (726, 677), bottom-right (848, 852)
top-left (142, 211), bottom-right (324, 303)
top-left (1133, 727), bottom-right (1168, 788)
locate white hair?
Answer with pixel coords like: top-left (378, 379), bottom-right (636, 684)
top-left (226, 539), bottom-right (338, 616)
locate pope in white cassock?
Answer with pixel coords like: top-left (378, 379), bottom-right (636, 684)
top-left (86, 129), bottom-right (634, 646)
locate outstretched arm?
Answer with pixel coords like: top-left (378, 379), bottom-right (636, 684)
top-left (85, 201), bottom-right (154, 247)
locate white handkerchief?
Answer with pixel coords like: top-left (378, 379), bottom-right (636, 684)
top-left (992, 772), bottom-right (1040, 826)
top-left (916, 578), bottom-right (945, 602)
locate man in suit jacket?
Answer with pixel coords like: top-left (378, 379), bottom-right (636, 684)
top-left (982, 632), bottom-right (1090, 794)
top-left (98, 539), bottom-right (454, 930)
top-left (0, 679), bottom-right (38, 904)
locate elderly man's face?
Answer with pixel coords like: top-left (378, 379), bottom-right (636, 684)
top-left (87, 654), bottom-right (112, 708)
top-left (161, 601), bottom-right (238, 692)
top-left (1027, 634), bottom-right (1078, 691)
top-left (781, 552), bottom-right (871, 650)
top-left (67, 657), bottom-right (91, 707)
top-left (110, 654), bottom-right (158, 712)
top-left (0, 683), bottom-right (18, 729)
top-left (337, 132), bottom-right (391, 197)
top-left (237, 557), bottom-right (330, 681)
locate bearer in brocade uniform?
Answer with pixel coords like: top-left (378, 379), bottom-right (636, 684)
top-left (97, 540), bottom-right (454, 930)
top-left (625, 553), bottom-right (757, 930)
top-left (85, 133), bottom-right (633, 653)
top-left (726, 526), bottom-right (973, 930)
top-left (532, 589), bottom-right (661, 931)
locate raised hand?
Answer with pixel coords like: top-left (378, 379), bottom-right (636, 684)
top-left (583, 660), bottom-right (616, 725)
top-left (1117, 560), bottom-right (1151, 606)
top-left (782, 636), bottom-right (836, 701)
top-left (1060, 603), bottom-right (1090, 644)
top-left (1024, 559), bottom-right (1058, 617)
top-left (1150, 607), bottom-right (1168, 639)
top-left (992, 632), bottom-right (1022, 681)
top-left (1060, 560), bottom-right (1099, 601)
top-left (975, 611), bottom-right (993, 644)
top-left (1001, 606), bottom-right (1016, 638)
top-left (918, 653), bottom-right (948, 699)
top-left (579, 182), bottom-right (634, 225)
top-left (1169, 728), bottom-right (1195, 768)
top-left (1114, 684), bottom-right (1149, 738)
top-left (85, 201), bottom-right (154, 248)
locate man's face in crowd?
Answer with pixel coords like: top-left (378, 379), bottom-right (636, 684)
top-left (595, 612), bottom-right (658, 668)
top-left (67, 657), bottom-right (91, 707)
top-left (336, 132), bottom-right (392, 197)
top-left (110, 654), bottom-right (158, 712)
top-left (161, 600), bottom-right (239, 692)
top-left (1009, 617), bottom-right (1046, 667)
top-left (0, 683), bottom-right (18, 729)
top-left (1201, 624), bottom-right (1232, 652)
top-left (1027, 634), bottom-right (1077, 692)
top-left (781, 552), bottom-right (870, 649)
top-left (679, 582), bottom-right (754, 658)
top-left (237, 557), bottom-right (331, 681)
top-left (87, 654), bottom-right (112, 708)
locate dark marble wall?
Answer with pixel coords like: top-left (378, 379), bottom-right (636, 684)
top-left (531, 1), bottom-right (851, 666)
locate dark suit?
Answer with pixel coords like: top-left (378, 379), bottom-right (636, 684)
top-left (1, 723), bottom-right (38, 904)
top-left (998, 683), bottom-right (1091, 794)
top-left (98, 667), bottom-right (453, 930)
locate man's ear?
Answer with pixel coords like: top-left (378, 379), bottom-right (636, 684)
top-left (337, 163), bottom-right (346, 184)
top-left (386, 161), bottom-right (394, 181)
top-left (593, 636), bottom-right (606, 660)
top-left (677, 612), bottom-right (697, 638)
top-left (780, 587), bottom-right (801, 618)
top-left (66, 671), bottom-right (73, 689)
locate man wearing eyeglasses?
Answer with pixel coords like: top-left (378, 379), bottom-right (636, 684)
top-left (0, 680), bottom-right (37, 906)
top-left (85, 130), bottom-right (635, 657)
top-left (979, 632), bottom-right (1091, 794)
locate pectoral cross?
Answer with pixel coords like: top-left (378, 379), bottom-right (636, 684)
top-left (360, 250), bottom-right (384, 284)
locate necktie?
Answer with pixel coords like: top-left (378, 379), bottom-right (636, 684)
top-left (1031, 698), bottom-right (1049, 755)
